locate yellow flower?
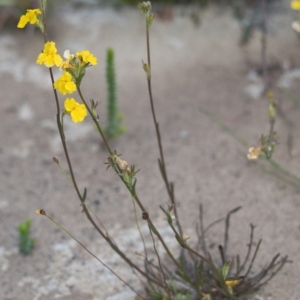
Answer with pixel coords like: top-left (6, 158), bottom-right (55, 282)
top-left (225, 279), bottom-right (239, 287)
top-left (247, 146), bottom-right (261, 161)
top-left (54, 71), bottom-right (76, 95)
top-left (76, 50), bottom-right (97, 66)
top-left (17, 9), bottom-right (41, 28)
top-left (36, 42), bottom-right (63, 68)
top-left (291, 0), bottom-right (300, 10)
top-left (71, 104), bottom-right (87, 123)
top-left (64, 98), bottom-right (77, 112)
top-left (64, 98), bottom-right (87, 123)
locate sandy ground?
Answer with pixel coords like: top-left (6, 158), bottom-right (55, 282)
top-left (1, 1), bottom-right (300, 299)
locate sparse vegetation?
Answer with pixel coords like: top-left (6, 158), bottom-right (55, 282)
top-left (18, 218), bottom-right (35, 255)
top-left (16, 0), bottom-right (295, 299)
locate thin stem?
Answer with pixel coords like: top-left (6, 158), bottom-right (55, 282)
top-left (40, 3), bottom-right (85, 208)
top-left (40, 0), bottom-right (48, 42)
top-left (83, 199), bottom-right (165, 287)
top-left (78, 86), bottom-right (177, 288)
top-left (77, 87), bottom-right (112, 155)
top-left (199, 204), bottom-right (209, 258)
top-left (121, 176), bottom-right (192, 281)
top-left (244, 239), bottom-right (262, 278)
top-left (198, 104), bottom-right (300, 189)
top-left (40, 6), bottom-right (163, 289)
top-left (148, 225), bottom-right (171, 298)
top-left (145, 17), bottom-right (183, 237)
top-left (254, 255), bottom-right (288, 289)
top-left (44, 212), bottom-right (145, 300)
top-left (224, 206), bottom-right (242, 259)
top-left (85, 201), bottom-right (109, 234)
top-left (236, 224), bottom-right (255, 276)
top-left (261, 0), bottom-right (269, 93)
top-left (131, 195), bottom-right (149, 263)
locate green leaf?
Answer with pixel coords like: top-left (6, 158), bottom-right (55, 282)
top-left (221, 262), bottom-right (230, 279)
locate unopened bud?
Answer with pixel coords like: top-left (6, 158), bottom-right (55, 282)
top-left (116, 157), bottom-right (128, 171)
top-left (142, 61), bottom-right (151, 79)
top-left (36, 209), bottom-right (46, 215)
top-left (142, 211), bottom-right (149, 220)
top-left (53, 157), bottom-right (59, 164)
top-left (138, 2), bottom-right (152, 15)
top-left (182, 232), bottom-right (190, 242)
top-left (147, 13), bottom-right (155, 27)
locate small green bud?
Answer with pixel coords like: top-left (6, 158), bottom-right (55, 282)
top-left (148, 222), bottom-right (159, 235)
top-left (268, 103), bottom-right (276, 119)
top-left (138, 2), bottom-right (152, 15)
top-left (147, 13), bottom-right (155, 27)
top-left (221, 262), bottom-right (230, 279)
top-left (175, 234), bottom-right (186, 248)
top-left (90, 99), bottom-right (99, 120)
top-left (142, 61), bottom-right (151, 79)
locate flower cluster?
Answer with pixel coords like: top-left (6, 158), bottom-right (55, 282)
top-left (17, 10), bottom-right (97, 124)
top-left (64, 98), bottom-right (87, 123)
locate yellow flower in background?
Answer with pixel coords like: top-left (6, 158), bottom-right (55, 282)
top-left (17, 9), bottom-right (41, 28)
top-left (64, 98), bottom-right (87, 123)
top-left (36, 42), bottom-right (63, 68)
top-left (225, 279), bottom-right (239, 287)
top-left (291, 0), bottom-right (300, 10)
top-left (76, 50), bottom-right (97, 66)
top-left (54, 71), bottom-right (76, 95)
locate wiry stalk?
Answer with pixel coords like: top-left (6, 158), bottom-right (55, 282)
top-left (40, 1), bottom-right (164, 290)
top-left (43, 210), bottom-right (145, 300)
top-left (144, 12), bottom-right (183, 238)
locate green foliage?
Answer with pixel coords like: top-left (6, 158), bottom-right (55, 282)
top-left (18, 218), bottom-right (36, 255)
top-left (148, 280), bottom-right (192, 300)
top-left (104, 47), bottom-right (126, 140)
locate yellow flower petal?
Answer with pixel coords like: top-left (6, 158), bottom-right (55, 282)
top-left (17, 15), bottom-right (29, 28)
top-left (76, 50), bottom-right (97, 66)
top-left (70, 103), bottom-right (87, 123)
top-left (54, 72), bottom-right (76, 95)
top-left (225, 279), bottom-right (239, 287)
top-left (64, 98), bottom-right (77, 112)
top-left (17, 9), bottom-right (41, 28)
top-left (291, 0), bottom-right (300, 10)
top-left (36, 42), bottom-right (63, 68)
